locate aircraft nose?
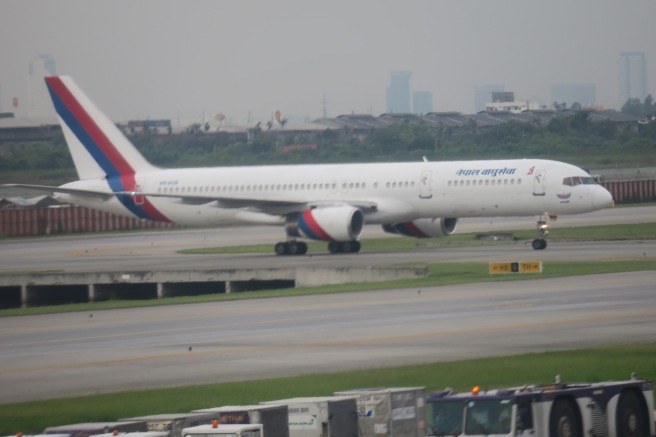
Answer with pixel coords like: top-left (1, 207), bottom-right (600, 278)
top-left (593, 186), bottom-right (614, 209)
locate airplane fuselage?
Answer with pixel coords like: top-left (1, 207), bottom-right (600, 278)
top-left (58, 158), bottom-right (611, 228)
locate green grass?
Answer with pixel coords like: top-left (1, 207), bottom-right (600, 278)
top-left (180, 222), bottom-right (656, 255)
top-left (1, 343), bottom-right (654, 435)
top-left (2, 260), bottom-right (655, 317)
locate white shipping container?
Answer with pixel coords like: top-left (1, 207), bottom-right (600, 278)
top-left (44, 421), bottom-right (148, 437)
top-left (261, 396), bottom-right (358, 437)
top-left (119, 413), bottom-right (215, 437)
top-left (182, 423), bottom-right (263, 437)
top-left (192, 405), bottom-right (288, 437)
top-left (334, 387), bottom-right (426, 437)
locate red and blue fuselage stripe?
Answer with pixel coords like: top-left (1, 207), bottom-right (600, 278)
top-left (45, 77), bottom-right (170, 222)
top-left (298, 210), bottom-right (334, 241)
top-left (390, 222), bottom-right (429, 238)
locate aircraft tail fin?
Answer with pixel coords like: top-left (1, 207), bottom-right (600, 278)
top-left (45, 76), bottom-right (156, 181)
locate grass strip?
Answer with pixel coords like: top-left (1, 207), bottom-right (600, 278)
top-left (1, 342), bottom-right (654, 435)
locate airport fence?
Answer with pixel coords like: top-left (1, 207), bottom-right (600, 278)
top-left (600, 179), bottom-right (656, 203)
top-left (0, 205), bottom-right (177, 237)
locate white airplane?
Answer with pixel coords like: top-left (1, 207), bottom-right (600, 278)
top-left (3, 76), bottom-right (614, 255)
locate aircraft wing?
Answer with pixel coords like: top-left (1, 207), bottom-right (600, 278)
top-left (0, 184), bottom-right (114, 200)
top-left (121, 191), bottom-right (379, 215)
top-left (1, 184), bottom-right (379, 217)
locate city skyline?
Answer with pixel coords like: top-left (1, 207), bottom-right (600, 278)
top-left (1, 0), bottom-right (655, 124)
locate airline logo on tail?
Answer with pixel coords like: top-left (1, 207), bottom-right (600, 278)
top-left (45, 77), bottom-right (170, 222)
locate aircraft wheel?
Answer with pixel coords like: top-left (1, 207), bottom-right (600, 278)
top-left (287, 242), bottom-right (300, 255)
top-left (275, 242), bottom-right (287, 255)
top-left (297, 242), bottom-right (308, 255)
top-left (532, 239), bottom-right (547, 250)
top-left (328, 241), bottom-right (342, 254)
top-left (350, 241), bottom-right (361, 253)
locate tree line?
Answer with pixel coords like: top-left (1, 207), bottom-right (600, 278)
top-left (1, 98), bottom-right (655, 185)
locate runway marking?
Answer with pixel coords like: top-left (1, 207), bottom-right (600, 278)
top-left (2, 310), bottom-right (655, 376)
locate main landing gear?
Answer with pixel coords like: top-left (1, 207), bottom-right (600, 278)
top-left (274, 240), bottom-right (361, 256)
top-left (328, 240), bottom-right (361, 254)
top-left (532, 216), bottom-right (552, 250)
top-left (275, 241), bottom-right (308, 255)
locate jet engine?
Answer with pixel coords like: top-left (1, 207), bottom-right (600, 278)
top-left (382, 217), bottom-right (458, 238)
top-left (286, 206), bottom-right (364, 241)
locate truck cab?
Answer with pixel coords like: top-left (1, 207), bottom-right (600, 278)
top-left (426, 377), bottom-right (654, 437)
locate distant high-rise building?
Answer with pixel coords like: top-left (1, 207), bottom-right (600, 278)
top-left (386, 71), bottom-right (411, 113)
top-left (412, 91), bottom-right (433, 114)
top-left (27, 54), bottom-right (57, 118)
top-left (618, 51), bottom-right (648, 107)
top-left (550, 84), bottom-right (596, 107)
top-left (474, 85), bottom-right (505, 112)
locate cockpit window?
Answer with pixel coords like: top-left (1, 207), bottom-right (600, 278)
top-left (563, 176), bottom-right (596, 186)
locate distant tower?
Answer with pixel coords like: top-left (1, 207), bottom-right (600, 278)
top-left (322, 93), bottom-right (327, 119)
top-left (412, 91), bottom-right (433, 114)
top-left (27, 54), bottom-right (57, 118)
top-left (618, 52), bottom-right (648, 107)
top-left (474, 85), bottom-right (505, 112)
top-left (386, 71), bottom-right (412, 113)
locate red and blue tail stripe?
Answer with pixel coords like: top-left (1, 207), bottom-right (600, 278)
top-left (45, 77), bottom-right (170, 222)
top-left (298, 210), bottom-right (334, 241)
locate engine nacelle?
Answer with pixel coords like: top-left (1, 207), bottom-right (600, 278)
top-left (286, 206), bottom-right (364, 242)
top-left (382, 217), bottom-right (458, 238)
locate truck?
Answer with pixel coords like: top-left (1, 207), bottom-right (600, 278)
top-left (425, 375), bottom-right (655, 437)
top-left (182, 423), bottom-right (263, 437)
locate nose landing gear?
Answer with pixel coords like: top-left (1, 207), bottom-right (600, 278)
top-left (532, 217), bottom-right (550, 250)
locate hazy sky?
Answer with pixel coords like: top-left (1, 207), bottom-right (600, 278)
top-left (1, 0), bottom-right (654, 125)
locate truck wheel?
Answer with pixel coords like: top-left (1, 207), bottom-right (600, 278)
top-left (549, 398), bottom-right (582, 437)
top-left (616, 390), bottom-right (647, 437)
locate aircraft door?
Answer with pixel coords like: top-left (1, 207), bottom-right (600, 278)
top-left (532, 169), bottom-right (546, 196)
top-left (419, 170), bottom-right (433, 199)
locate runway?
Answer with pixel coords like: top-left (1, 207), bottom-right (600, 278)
top-left (0, 271), bottom-right (655, 404)
top-left (0, 206), bottom-right (654, 404)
